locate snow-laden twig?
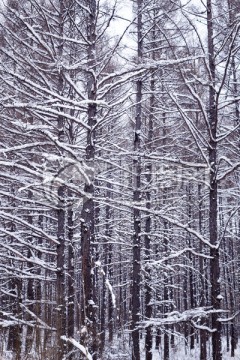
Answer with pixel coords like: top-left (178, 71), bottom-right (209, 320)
top-left (0, 310), bottom-right (51, 329)
top-left (218, 311), bottom-right (240, 323)
top-left (95, 261), bottom-right (116, 308)
top-left (146, 247), bottom-right (212, 268)
top-left (141, 307), bottom-right (228, 329)
top-left (191, 320), bottom-right (216, 333)
top-left (106, 279), bottom-right (116, 308)
top-left (20, 304), bottom-right (54, 330)
top-left (61, 336), bottom-right (93, 360)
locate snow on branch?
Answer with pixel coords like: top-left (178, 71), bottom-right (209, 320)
top-left (146, 247), bottom-right (212, 268)
top-left (20, 304), bottom-right (54, 330)
top-left (141, 307), bottom-right (228, 330)
top-left (141, 55), bottom-right (205, 70)
top-left (99, 196), bottom-right (216, 249)
top-left (61, 336), bottom-right (93, 360)
top-left (191, 320), bottom-right (216, 333)
top-left (95, 261), bottom-right (116, 308)
top-left (218, 311), bottom-right (240, 323)
top-left (0, 211), bottom-right (58, 245)
top-left (0, 310), bottom-right (52, 329)
top-left (106, 279), bottom-right (116, 309)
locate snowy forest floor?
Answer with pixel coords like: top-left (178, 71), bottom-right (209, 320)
top-left (103, 335), bottom-right (240, 359)
top-left (1, 336), bottom-right (240, 359)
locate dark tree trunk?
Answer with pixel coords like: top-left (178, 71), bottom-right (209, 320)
top-left (26, 192), bottom-right (34, 354)
top-left (56, 185), bottom-right (66, 360)
top-left (163, 223), bottom-right (169, 360)
top-left (55, 2), bottom-right (67, 358)
top-left (207, 1), bottom-right (222, 358)
top-left (198, 183), bottom-right (207, 360)
top-left (80, 1), bottom-right (98, 358)
top-left (145, 40), bottom-right (155, 360)
top-left (108, 247), bottom-right (114, 343)
top-left (100, 266), bottom-right (106, 353)
top-left (187, 186), bottom-right (195, 351)
top-left (36, 215), bottom-right (43, 351)
top-left (67, 205), bottom-right (75, 358)
top-left (81, 148), bottom-right (98, 359)
top-left (8, 278), bottom-right (22, 360)
top-left (26, 249), bottom-right (34, 353)
top-left (131, 1), bottom-right (143, 360)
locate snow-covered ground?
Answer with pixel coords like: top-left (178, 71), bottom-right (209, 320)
top-left (105, 335), bottom-right (240, 359)
top-left (1, 336), bottom-right (240, 359)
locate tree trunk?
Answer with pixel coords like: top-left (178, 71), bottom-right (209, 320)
top-left (67, 205), bottom-right (75, 358)
top-left (145, 35), bottom-right (155, 360)
top-left (198, 182), bottom-right (207, 360)
top-left (56, 185), bottom-right (66, 359)
top-left (26, 192), bottom-right (34, 354)
top-left (207, 1), bottom-right (222, 358)
top-left (55, 2), bottom-right (67, 357)
top-left (80, 1), bottom-right (98, 358)
top-left (131, 1), bottom-right (143, 359)
top-left (8, 278), bottom-right (22, 360)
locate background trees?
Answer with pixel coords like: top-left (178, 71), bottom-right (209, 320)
top-left (0, 0), bottom-right (240, 359)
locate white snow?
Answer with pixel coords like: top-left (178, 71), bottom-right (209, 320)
top-left (106, 278), bottom-right (116, 308)
top-left (61, 336), bottom-right (93, 360)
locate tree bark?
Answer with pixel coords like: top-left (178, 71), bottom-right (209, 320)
top-left (67, 205), bottom-right (75, 358)
top-left (80, 1), bottom-right (98, 358)
top-left (207, 1), bottom-right (222, 358)
top-left (131, 1), bottom-right (143, 359)
top-left (145, 32), bottom-right (155, 360)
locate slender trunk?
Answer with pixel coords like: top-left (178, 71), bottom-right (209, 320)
top-left (145, 38), bottom-right (155, 360)
top-left (198, 182), bottom-right (207, 360)
top-left (100, 264), bottom-right (106, 352)
top-left (80, 120), bottom-right (97, 358)
top-left (163, 223), bottom-right (169, 360)
top-left (26, 249), bottom-right (34, 353)
top-left (8, 278), bottom-right (22, 360)
top-left (131, 1), bottom-right (143, 359)
top-left (108, 243), bottom-right (114, 343)
top-left (227, 3), bottom-right (239, 353)
top-left (105, 169), bottom-right (114, 344)
top-left (80, 1), bottom-right (98, 358)
top-left (26, 191), bottom-right (34, 353)
top-left (229, 225), bottom-right (236, 357)
top-left (55, 2), bottom-right (67, 358)
top-left (35, 215), bottom-right (43, 355)
top-left (67, 205), bottom-right (75, 358)
top-left (183, 263), bottom-right (189, 348)
top-left (56, 185), bottom-right (66, 359)
top-left (207, 1), bottom-right (222, 358)
top-left (163, 286), bottom-right (169, 360)
top-left (227, 0), bottom-right (240, 125)
top-left (169, 277), bottom-right (174, 349)
top-left (187, 186), bottom-right (195, 351)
